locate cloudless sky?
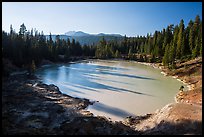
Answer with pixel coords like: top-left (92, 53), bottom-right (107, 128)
top-left (2, 2), bottom-right (202, 37)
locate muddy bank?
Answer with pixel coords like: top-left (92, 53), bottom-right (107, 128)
top-left (2, 74), bottom-right (139, 135)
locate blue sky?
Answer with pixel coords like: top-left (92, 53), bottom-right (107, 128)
top-left (2, 2), bottom-right (202, 37)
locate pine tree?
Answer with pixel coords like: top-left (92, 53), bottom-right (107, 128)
top-left (168, 41), bottom-right (176, 68)
top-left (193, 15), bottom-right (200, 35)
top-left (200, 40), bottom-right (202, 56)
top-left (147, 35), bottom-right (153, 54)
top-left (10, 24), bottom-right (13, 35)
top-left (128, 47), bottom-right (133, 59)
top-left (162, 25), bottom-right (173, 57)
top-left (115, 50), bottom-right (121, 58)
top-left (191, 16), bottom-right (201, 58)
top-left (19, 23), bottom-right (27, 36)
top-left (27, 60), bottom-right (36, 76)
top-left (176, 19), bottom-right (185, 59)
top-left (189, 26), bottom-right (194, 52)
top-left (162, 44), bottom-right (170, 66)
top-left (199, 21), bottom-right (202, 57)
top-left (31, 60), bottom-right (36, 74)
top-left (184, 20), bottom-right (193, 55)
top-left (100, 36), bottom-right (106, 46)
top-left (105, 45), bottom-right (113, 58)
top-left (192, 40), bottom-right (199, 58)
top-left (191, 15), bottom-right (201, 55)
top-left (123, 35), bottom-right (128, 54)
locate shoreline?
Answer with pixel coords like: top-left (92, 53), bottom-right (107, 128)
top-left (132, 60), bottom-right (197, 100)
top-left (2, 73), bottom-right (139, 135)
top-left (38, 58), bottom-right (201, 114)
top-left (2, 58), bottom-right (202, 135)
top-left (121, 59), bottom-right (202, 134)
top-left (10, 58), bottom-right (202, 110)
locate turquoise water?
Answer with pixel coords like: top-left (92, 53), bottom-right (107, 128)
top-left (36, 60), bottom-right (186, 121)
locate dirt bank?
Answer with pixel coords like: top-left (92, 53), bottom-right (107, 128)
top-left (123, 103), bottom-right (202, 135)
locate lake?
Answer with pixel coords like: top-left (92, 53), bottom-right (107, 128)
top-left (35, 59), bottom-right (186, 121)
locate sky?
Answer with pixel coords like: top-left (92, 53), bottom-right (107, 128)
top-left (2, 2), bottom-right (202, 37)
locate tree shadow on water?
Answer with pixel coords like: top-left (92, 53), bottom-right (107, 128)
top-left (69, 76), bottom-right (154, 97)
top-left (40, 64), bottom-right (155, 97)
top-left (51, 72), bottom-right (154, 97)
top-left (100, 71), bottom-right (155, 80)
top-left (90, 102), bottom-right (136, 118)
top-left (68, 63), bottom-right (154, 80)
top-left (83, 73), bottom-right (134, 86)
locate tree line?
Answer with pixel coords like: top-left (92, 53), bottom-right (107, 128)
top-left (2, 24), bottom-right (96, 68)
top-left (95, 15), bottom-right (202, 69)
top-left (2, 15), bottom-right (202, 72)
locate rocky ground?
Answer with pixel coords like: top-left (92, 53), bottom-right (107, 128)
top-left (123, 102), bottom-right (202, 135)
top-left (2, 57), bottom-right (202, 135)
top-left (2, 74), bottom-right (139, 135)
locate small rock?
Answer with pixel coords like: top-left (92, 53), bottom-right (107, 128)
top-left (26, 83), bottom-right (32, 87)
top-left (186, 100), bottom-right (189, 103)
top-left (32, 83), bottom-right (38, 87)
top-left (84, 118), bottom-right (89, 122)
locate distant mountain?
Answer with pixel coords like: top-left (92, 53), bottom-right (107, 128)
top-left (96, 33), bottom-right (122, 37)
top-left (46, 31), bottom-right (123, 45)
top-left (96, 33), bottom-right (106, 36)
top-left (45, 35), bottom-right (70, 41)
top-left (71, 35), bottom-right (123, 45)
top-left (65, 31), bottom-right (122, 37)
top-left (65, 31), bottom-right (90, 36)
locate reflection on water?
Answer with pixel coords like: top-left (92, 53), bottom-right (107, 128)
top-left (36, 60), bottom-right (186, 121)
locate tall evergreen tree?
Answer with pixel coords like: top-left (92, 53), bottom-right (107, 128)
top-left (162, 44), bottom-right (170, 66)
top-left (176, 19), bottom-right (185, 59)
top-left (192, 37), bottom-right (200, 58)
top-left (191, 15), bottom-right (201, 56)
top-left (19, 23), bottom-right (27, 36)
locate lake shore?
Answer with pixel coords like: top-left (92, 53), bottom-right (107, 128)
top-left (2, 57), bottom-right (202, 135)
top-left (133, 57), bottom-right (202, 105)
top-left (123, 57), bottom-right (202, 134)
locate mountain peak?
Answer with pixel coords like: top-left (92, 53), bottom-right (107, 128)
top-left (65, 31), bottom-right (90, 36)
top-left (96, 33), bottom-right (122, 37)
top-left (65, 31), bottom-right (123, 37)
top-left (97, 33), bottom-right (105, 36)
